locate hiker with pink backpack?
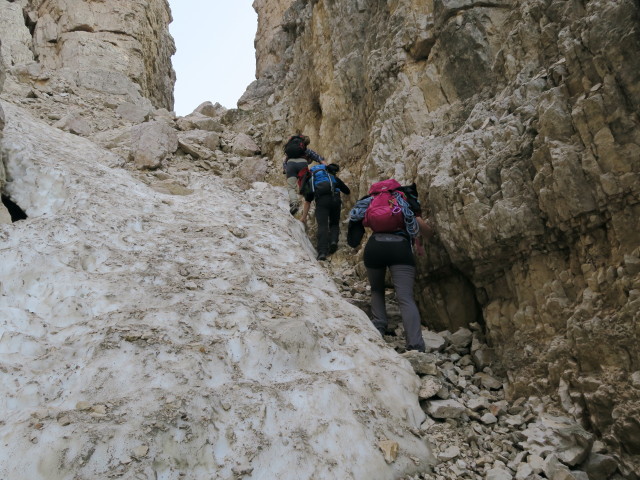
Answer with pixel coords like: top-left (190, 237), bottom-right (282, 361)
top-left (347, 179), bottom-right (434, 352)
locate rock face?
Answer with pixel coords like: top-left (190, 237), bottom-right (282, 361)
top-left (247, 0), bottom-right (640, 476)
top-left (0, 0), bottom-right (175, 111)
top-left (253, 0), bottom-right (293, 79)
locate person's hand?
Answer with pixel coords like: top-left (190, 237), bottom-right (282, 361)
top-left (300, 215), bottom-right (307, 224)
top-left (417, 216), bottom-right (435, 241)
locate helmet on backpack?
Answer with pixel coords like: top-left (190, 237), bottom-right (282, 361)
top-left (326, 163), bottom-right (340, 175)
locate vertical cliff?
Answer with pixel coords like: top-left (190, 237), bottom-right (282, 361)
top-left (0, 0), bottom-right (175, 111)
top-left (247, 0), bottom-right (640, 476)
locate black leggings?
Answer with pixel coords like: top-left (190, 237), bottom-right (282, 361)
top-left (363, 233), bottom-right (415, 269)
top-left (315, 193), bottom-right (341, 255)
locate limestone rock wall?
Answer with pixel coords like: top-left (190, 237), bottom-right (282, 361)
top-left (248, 0), bottom-right (640, 476)
top-left (0, 0), bottom-right (175, 111)
top-left (253, 0), bottom-right (293, 79)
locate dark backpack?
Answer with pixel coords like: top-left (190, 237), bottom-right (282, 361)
top-left (309, 164), bottom-right (337, 196)
top-left (363, 179), bottom-right (406, 233)
top-left (284, 135), bottom-right (307, 158)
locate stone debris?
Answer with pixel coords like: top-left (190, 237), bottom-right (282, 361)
top-left (133, 445), bottom-right (149, 458)
top-left (425, 399), bottom-right (467, 420)
top-left (75, 401), bottom-right (92, 411)
top-left (91, 405), bottom-right (107, 416)
top-left (322, 260), bottom-right (625, 480)
top-left (57, 415), bottom-right (72, 427)
top-left (419, 376), bottom-right (442, 400)
top-left (379, 440), bottom-right (400, 464)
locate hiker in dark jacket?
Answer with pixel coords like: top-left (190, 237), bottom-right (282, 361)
top-left (283, 135), bottom-right (325, 215)
top-left (347, 181), bottom-right (434, 352)
top-left (300, 163), bottom-right (351, 261)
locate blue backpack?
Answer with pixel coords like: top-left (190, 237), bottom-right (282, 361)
top-left (300, 165), bottom-right (340, 197)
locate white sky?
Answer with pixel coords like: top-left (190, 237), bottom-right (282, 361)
top-left (167, 1), bottom-right (258, 116)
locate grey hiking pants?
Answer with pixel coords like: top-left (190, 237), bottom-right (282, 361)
top-left (364, 234), bottom-right (425, 351)
top-left (285, 158), bottom-right (308, 205)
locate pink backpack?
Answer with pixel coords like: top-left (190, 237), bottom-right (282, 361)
top-left (363, 179), bottom-right (406, 233)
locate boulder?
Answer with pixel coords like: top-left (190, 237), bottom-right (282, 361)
top-left (236, 157), bottom-right (268, 186)
top-left (194, 101), bottom-right (226, 118)
top-left (53, 113), bottom-right (92, 136)
top-left (423, 330), bottom-right (446, 352)
top-left (521, 415), bottom-right (594, 467)
top-left (116, 102), bottom-right (151, 123)
top-left (131, 120), bottom-right (178, 169)
top-left (425, 399), bottom-right (466, 419)
top-left (230, 133), bottom-right (260, 156)
top-left (582, 453), bottom-right (619, 480)
top-left (177, 130), bottom-right (219, 159)
top-left (177, 112), bottom-right (224, 132)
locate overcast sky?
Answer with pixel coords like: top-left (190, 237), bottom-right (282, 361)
top-left (167, 1), bottom-right (258, 116)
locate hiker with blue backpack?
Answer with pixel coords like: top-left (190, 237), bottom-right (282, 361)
top-left (282, 134), bottom-right (326, 215)
top-left (299, 163), bottom-right (351, 261)
top-left (347, 179), bottom-right (434, 352)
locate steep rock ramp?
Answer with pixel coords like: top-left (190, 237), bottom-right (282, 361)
top-left (0, 101), bottom-right (435, 479)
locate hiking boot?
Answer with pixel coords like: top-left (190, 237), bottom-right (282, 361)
top-left (405, 345), bottom-right (426, 353)
top-left (289, 203), bottom-right (299, 215)
top-left (329, 243), bottom-right (338, 254)
top-left (317, 253), bottom-right (327, 261)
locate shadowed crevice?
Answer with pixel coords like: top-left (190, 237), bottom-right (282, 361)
top-left (1, 194), bottom-right (28, 222)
